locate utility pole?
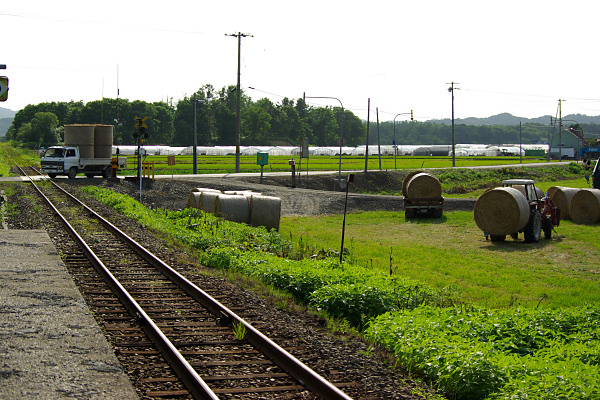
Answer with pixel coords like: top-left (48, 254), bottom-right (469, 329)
top-left (558, 99), bottom-right (565, 161)
top-left (447, 82), bottom-right (459, 167)
top-left (364, 98), bottom-right (370, 173)
top-left (519, 121), bottom-right (522, 164)
top-left (226, 32), bottom-right (253, 173)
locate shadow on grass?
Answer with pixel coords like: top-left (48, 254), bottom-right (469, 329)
top-left (480, 234), bottom-right (564, 252)
top-left (404, 215), bottom-right (448, 224)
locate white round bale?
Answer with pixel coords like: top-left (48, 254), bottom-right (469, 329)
top-left (224, 190), bottom-right (255, 195)
top-left (474, 187), bottom-right (530, 235)
top-left (186, 192), bottom-right (202, 209)
top-left (250, 195), bottom-right (281, 231)
top-left (200, 192), bottom-right (220, 213)
top-left (191, 187), bottom-right (221, 194)
top-left (214, 194), bottom-right (250, 223)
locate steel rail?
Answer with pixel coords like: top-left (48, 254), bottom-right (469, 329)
top-left (26, 177), bottom-right (219, 400)
top-left (50, 180), bottom-right (353, 400)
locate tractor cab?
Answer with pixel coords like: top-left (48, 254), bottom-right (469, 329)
top-left (501, 179), bottom-right (539, 203)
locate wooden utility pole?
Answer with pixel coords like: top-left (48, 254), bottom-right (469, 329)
top-left (226, 32), bottom-right (253, 173)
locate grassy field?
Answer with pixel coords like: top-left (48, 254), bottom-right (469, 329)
top-left (120, 154), bottom-right (548, 175)
top-left (280, 210), bottom-right (600, 310)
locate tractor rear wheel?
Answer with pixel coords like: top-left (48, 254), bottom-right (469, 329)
top-left (524, 210), bottom-right (542, 243)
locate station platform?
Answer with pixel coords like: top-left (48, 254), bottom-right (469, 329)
top-left (0, 229), bottom-right (138, 399)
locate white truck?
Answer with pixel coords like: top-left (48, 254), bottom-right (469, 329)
top-left (40, 146), bottom-right (115, 179)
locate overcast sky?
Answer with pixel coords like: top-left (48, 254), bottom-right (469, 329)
top-left (2, 0), bottom-right (599, 122)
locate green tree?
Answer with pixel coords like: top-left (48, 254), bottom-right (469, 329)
top-left (336, 108), bottom-right (365, 146)
top-left (307, 107), bottom-right (338, 146)
top-left (15, 112), bottom-right (59, 148)
top-left (241, 103), bottom-right (271, 144)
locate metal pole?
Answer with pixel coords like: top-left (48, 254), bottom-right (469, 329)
top-left (376, 108), bottom-right (381, 170)
top-left (304, 96), bottom-right (344, 182)
top-left (193, 94), bottom-right (197, 174)
top-left (364, 98), bottom-right (370, 173)
top-left (339, 106), bottom-right (344, 182)
top-left (235, 34), bottom-right (242, 173)
top-left (340, 174), bottom-right (351, 264)
top-left (451, 83), bottom-right (455, 167)
top-left (559, 99), bottom-right (563, 161)
top-left (393, 117), bottom-right (396, 170)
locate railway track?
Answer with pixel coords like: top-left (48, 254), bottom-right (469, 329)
top-left (5, 157), bottom-right (356, 399)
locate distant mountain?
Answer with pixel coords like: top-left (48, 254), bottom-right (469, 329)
top-left (0, 107), bottom-right (16, 138)
top-left (429, 112), bottom-right (600, 126)
top-left (0, 107), bottom-right (16, 119)
top-left (0, 117), bottom-right (12, 138)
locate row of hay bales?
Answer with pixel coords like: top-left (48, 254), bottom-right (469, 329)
top-left (549, 186), bottom-right (600, 224)
top-left (186, 188), bottom-right (281, 231)
top-left (475, 185), bottom-right (600, 236)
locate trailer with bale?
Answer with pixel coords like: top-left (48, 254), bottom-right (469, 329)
top-left (402, 171), bottom-right (444, 218)
top-left (474, 179), bottom-right (560, 242)
top-left (40, 124), bottom-right (122, 179)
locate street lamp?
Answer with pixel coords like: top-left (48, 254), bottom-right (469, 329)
top-left (304, 95), bottom-right (344, 183)
top-left (393, 110), bottom-right (413, 169)
top-left (193, 93), bottom-right (206, 174)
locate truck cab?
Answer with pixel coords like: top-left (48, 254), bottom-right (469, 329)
top-left (40, 145), bottom-right (112, 179)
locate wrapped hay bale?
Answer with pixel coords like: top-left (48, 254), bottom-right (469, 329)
top-left (547, 186), bottom-right (580, 220)
top-left (404, 172), bottom-right (442, 199)
top-left (214, 194), bottom-right (250, 223)
top-left (224, 190), bottom-right (260, 196)
top-left (249, 195), bottom-right (281, 231)
top-left (569, 189), bottom-right (600, 224)
top-left (187, 188), bottom-right (221, 209)
top-left (474, 187), bottom-right (530, 235)
top-left (200, 192), bottom-right (220, 213)
top-left (191, 187), bottom-right (221, 194)
top-left (186, 192), bottom-right (202, 209)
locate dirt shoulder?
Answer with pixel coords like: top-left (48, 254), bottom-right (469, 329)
top-left (70, 170), bottom-right (475, 217)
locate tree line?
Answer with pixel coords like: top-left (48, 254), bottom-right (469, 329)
top-left (3, 83), bottom-right (594, 149)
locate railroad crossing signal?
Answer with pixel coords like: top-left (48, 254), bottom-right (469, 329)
top-left (133, 116), bottom-right (149, 139)
top-left (134, 116), bottom-right (147, 129)
top-left (0, 76), bottom-right (8, 102)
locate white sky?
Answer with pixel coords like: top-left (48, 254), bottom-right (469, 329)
top-left (2, 0), bottom-right (600, 122)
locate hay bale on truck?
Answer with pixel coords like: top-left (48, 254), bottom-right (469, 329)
top-left (402, 171), bottom-right (444, 218)
top-left (547, 186), bottom-right (580, 220)
top-left (569, 188), bottom-right (600, 224)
